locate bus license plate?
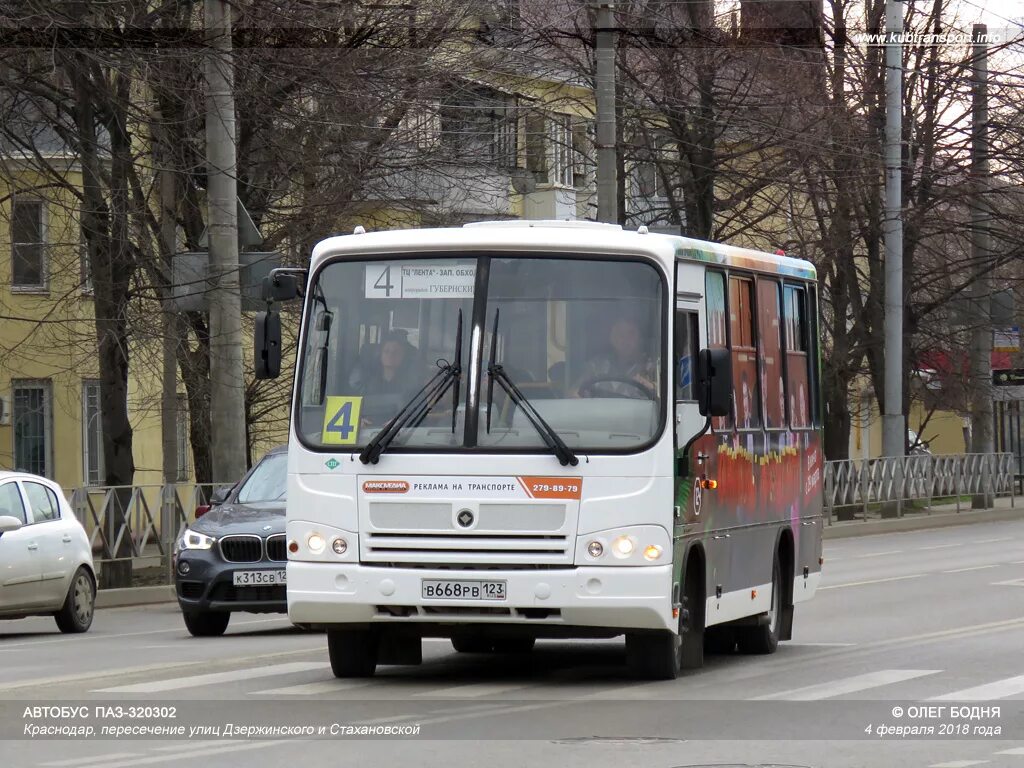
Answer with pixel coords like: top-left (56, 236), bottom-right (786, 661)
top-left (233, 570), bottom-right (286, 586)
top-left (421, 579), bottom-right (506, 601)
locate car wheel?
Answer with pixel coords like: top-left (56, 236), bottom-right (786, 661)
top-left (54, 567), bottom-right (95, 634)
top-left (182, 610), bottom-right (231, 637)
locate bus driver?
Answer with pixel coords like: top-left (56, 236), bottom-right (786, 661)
top-left (575, 315), bottom-right (658, 399)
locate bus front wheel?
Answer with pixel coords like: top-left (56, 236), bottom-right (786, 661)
top-left (328, 629), bottom-right (379, 677)
top-left (627, 576), bottom-right (704, 680)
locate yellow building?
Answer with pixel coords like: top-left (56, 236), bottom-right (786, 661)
top-left (0, 159), bottom-right (178, 491)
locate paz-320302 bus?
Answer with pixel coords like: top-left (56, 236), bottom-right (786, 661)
top-left (255, 220), bottom-right (824, 680)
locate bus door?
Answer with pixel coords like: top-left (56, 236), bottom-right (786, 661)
top-left (674, 263), bottom-right (706, 532)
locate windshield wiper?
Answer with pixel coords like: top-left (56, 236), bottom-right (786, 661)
top-left (359, 310), bottom-right (463, 465)
top-left (485, 310), bottom-right (578, 467)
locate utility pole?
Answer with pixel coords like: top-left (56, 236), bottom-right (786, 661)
top-left (159, 138), bottom-right (179, 574)
top-left (969, 23), bottom-right (994, 508)
top-left (594, 2), bottom-right (617, 224)
top-left (882, 0), bottom-right (905, 465)
top-left (205, 0), bottom-right (247, 482)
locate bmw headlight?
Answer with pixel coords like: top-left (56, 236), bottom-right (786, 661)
top-left (178, 528), bottom-right (217, 551)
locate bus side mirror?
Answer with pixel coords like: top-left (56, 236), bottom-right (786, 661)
top-left (697, 348), bottom-right (732, 418)
top-left (262, 273), bottom-right (301, 302)
top-left (255, 310), bottom-right (281, 380)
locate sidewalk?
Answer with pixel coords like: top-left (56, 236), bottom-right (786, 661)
top-left (824, 494), bottom-right (1020, 539)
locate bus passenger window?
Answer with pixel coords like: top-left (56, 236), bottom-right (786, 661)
top-left (705, 271), bottom-right (732, 431)
top-left (729, 276), bottom-right (760, 430)
top-left (757, 279), bottom-right (784, 429)
top-left (784, 284), bottom-right (811, 428)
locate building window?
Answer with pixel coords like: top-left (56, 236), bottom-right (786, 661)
top-left (548, 114), bottom-right (574, 187)
top-left (439, 91), bottom-right (517, 167)
top-left (524, 112), bottom-right (578, 188)
top-left (82, 380), bottom-right (104, 486)
top-left (11, 198), bottom-right (46, 290)
top-left (176, 393), bottom-right (190, 481)
top-left (13, 381), bottom-right (52, 478)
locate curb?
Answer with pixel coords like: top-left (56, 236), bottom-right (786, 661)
top-left (823, 505), bottom-right (1021, 539)
top-left (96, 585), bottom-right (176, 609)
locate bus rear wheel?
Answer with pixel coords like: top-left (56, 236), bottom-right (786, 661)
top-left (737, 553), bottom-right (782, 655)
top-left (328, 629), bottom-right (379, 677)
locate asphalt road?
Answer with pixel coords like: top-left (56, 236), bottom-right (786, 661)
top-left (2, 518), bottom-right (1023, 768)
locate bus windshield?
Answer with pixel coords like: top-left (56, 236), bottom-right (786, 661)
top-left (294, 254), bottom-right (664, 453)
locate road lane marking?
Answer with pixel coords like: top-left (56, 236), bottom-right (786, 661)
top-left (943, 565), bottom-right (998, 573)
top-left (994, 747), bottom-right (1024, 755)
top-left (786, 642), bottom-right (855, 647)
top-left (930, 673), bottom-right (1024, 701)
top-left (973, 537), bottom-right (1011, 544)
top-left (819, 574), bottom-right (923, 590)
top-left (152, 743), bottom-right (220, 752)
top-left (412, 681), bottom-right (531, 698)
top-left (754, 669), bottom-right (941, 701)
top-left (928, 762), bottom-right (989, 768)
top-left (852, 550), bottom-right (904, 558)
top-left (253, 680), bottom-right (374, 696)
top-left (0, 662), bottom-right (196, 693)
top-left (992, 578), bottom-right (1024, 587)
top-left (918, 544), bottom-right (962, 551)
top-left (41, 754), bottom-right (142, 767)
top-left (93, 662), bottom-right (329, 694)
top-left (63, 741), bottom-right (287, 768)
top-left (0, 617), bottom-right (292, 650)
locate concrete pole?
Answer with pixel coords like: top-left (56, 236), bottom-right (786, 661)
top-left (882, 0), bottom-right (905, 462)
top-left (595, 2), bottom-right (618, 224)
top-left (970, 24), bottom-right (994, 508)
top-left (159, 132), bottom-right (179, 564)
top-left (205, 0), bottom-right (247, 482)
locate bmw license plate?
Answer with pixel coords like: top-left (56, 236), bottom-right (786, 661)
top-left (421, 579), bottom-right (506, 601)
top-left (233, 569), bottom-right (286, 586)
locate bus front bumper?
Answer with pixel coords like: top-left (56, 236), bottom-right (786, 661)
top-left (287, 562), bottom-right (675, 633)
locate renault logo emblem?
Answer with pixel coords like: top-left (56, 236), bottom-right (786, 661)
top-left (456, 509), bottom-right (474, 528)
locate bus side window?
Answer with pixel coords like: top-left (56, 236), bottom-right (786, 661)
top-left (705, 270), bottom-right (732, 432)
top-left (757, 278), bottom-right (784, 429)
top-left (729, 275), bottom-right (760, 430)
top-left (675, 310), bottom-right (698, 401)
top-left (808, 285), bottom-right (822, 425)
top-left (784, 284), bottom-right (811, 429)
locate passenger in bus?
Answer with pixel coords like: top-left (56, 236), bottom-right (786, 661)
top-left (575, 315), bottom-right (658, 399)
top-left (354, 331), bottom-right (418, 425)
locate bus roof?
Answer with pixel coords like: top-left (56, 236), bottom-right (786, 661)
top-left (310, 221), bottom-right (816, 281)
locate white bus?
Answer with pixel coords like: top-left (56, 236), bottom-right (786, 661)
top-left (255, 220), bottom-right (824, 680)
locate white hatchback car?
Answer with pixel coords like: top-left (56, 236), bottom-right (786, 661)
top-left (0, 472), bottom-right (96, 632)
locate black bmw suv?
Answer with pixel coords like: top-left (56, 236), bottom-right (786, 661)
top-left (173, 445), bottom-right (288, 636)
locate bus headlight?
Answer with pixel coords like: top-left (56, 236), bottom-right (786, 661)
top-left (332, 537), bottom-right (348, 555)
top-left (611, 535), bottom-right (635, 558)
top-left (576, 525), bottom-right (669, 566)
top-left (643, 544), bottom-right (663, 562)
top-left (307, 533), bottom-right (326, 554)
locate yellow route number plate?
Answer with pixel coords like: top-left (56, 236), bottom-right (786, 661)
top-left (321, 396), bottom-right (363, 445)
